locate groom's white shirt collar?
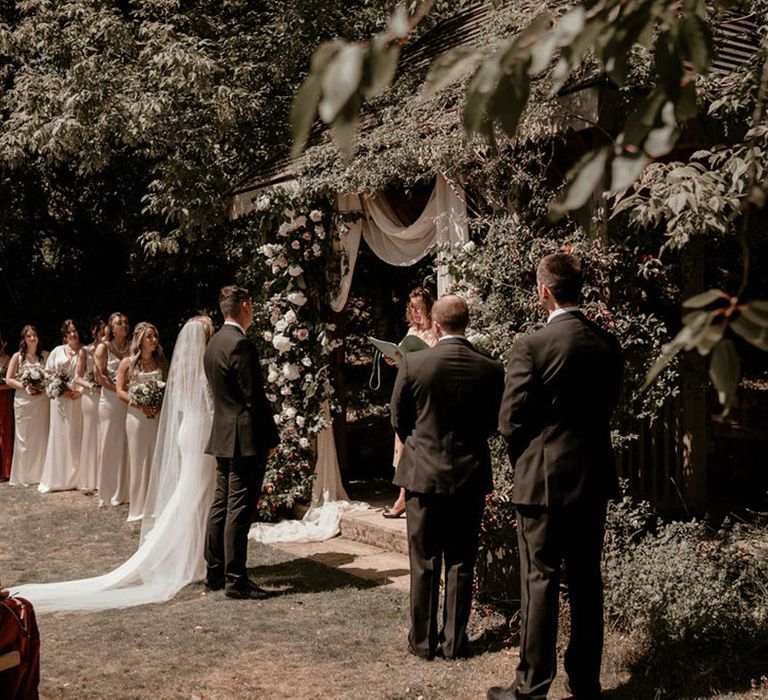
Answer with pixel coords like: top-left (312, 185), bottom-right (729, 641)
top-left (223, 320), bottom-right (246, 335)
top-left (438, 334), bottom-right (465, 342)
top-left (547, 306), bottom-right (580, 324)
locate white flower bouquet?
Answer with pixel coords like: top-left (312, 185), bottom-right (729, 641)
top-left (128, 379), bottom-right (166, 418)
top-left (19, 364), bottom-right (47, 393)
top-left (45, 367), bottom-right (71, 399)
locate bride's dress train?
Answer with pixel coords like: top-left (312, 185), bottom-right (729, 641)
top-left (249, 407), bottom-right (367, 544)
top-left (10, 321), bottom-right (214, 613)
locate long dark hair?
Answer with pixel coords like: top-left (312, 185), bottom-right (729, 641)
top-left (18, 325), bottom-right (44, 362)
top-left (60, 318), bottom-right (79, 344)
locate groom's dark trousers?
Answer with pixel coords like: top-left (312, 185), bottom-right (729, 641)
top-left (203, 323), bottom-right (279, 593)
top-left (391, 337), bottom-right (504, 659)
top-left (499, 311), bottom-right (623, 699)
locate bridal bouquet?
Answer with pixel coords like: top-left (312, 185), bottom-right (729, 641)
top-left (19, 364), bottom-right (47, 393)
top-left (0, 359), bottom-right (7, 385)
top-left (45, 367), bottom-right (72, 399)
top-left (129, 379), bottom-right (166, 418)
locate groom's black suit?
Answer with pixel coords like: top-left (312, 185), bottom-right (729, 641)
top-left (392, 336), bottom-right (504, 659)
top-left (498, 310), bottom-right (623, 699)
top-left (203, 322), bottom-right (279, 593)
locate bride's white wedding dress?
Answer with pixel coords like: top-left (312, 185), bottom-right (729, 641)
top-left (10, 320), bottom-right (215, 613)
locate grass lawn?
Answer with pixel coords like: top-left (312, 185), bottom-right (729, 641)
top-left (1, 484), bottom-right (766, 699)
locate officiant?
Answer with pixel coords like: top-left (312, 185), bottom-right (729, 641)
top-left (383, 287), bottom-right (438, 518)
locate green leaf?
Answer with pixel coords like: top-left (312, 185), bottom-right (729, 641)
top-left (318, 43), bottom-right (364, 124)
top-left (709, 338), bottom-right (740, 412)
top-left (641, 333), bottom-right (685, 392)
top-left (330, 93), bottom-right (360, 161)
top-left (291, 74), bottom-right (321, 157)
top-left (364, 38), bottom-right (399, 98)
top-left (742, 299), bottom-right (768, 327)
top-left (387, 5), bottom-right (410, 39)
top-left (550, 146), bottom-right (609, 218)
top-left (610, 153), bottom-right (649, 192)
top-left (644, 123), bottom-right (678, 158)
top-left (731, 316), bottom-right (768, 351)
top-left (424, 45), bottom-right (482, 95)
top-left (528, 30), bottom-right (557, 76)
top-left (463, 56), bottom-right (502, 135)
top-left (682, 289), bottom-right (728, 308)
top-left (694, 315), bottom-right (727, 355)
top-left (490, 62), bottom-right (530, 137)
top-left (680, 15), bottom-right (712, 73)
top-left (554, 6), bottom-right (585, 45)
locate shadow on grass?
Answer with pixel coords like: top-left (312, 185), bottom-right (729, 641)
top-left (247, 556), bottom-right (380, 595)
top-left (600, 633), bottom-right (768, 699)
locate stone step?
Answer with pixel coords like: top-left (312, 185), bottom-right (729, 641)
top-left (339, 505), bottom-right (409, 556)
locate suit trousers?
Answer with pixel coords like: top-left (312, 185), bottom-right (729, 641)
top-left (204, 448), bottom-right (266, 592)
top-left (405, 489), bottom-right (486, 659)
top-left (514, 502), bottom-right (607, 700)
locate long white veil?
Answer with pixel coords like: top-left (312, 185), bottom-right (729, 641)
top-left (10, 319), bottom-right (215, 613)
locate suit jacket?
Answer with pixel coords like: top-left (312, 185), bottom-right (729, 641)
top-left (203, 324), bottom-right (280, 459)
top-left (391, 337), bottom-right (505, 496)
top-left (498, 311), bottom-right (623, 508)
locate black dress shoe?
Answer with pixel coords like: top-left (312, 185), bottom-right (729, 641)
top-left (407, 643), bottom-right (435, 660)
top-left (487, 687), bottom-right (518, 700)
top-left (225, 586), bottom-right (271, 600)
top-left (204, 580), bottom-right (224, 591)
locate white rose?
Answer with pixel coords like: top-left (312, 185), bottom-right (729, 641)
top-left (299, 437), bottom-right (310, 449)
top-left (263, 331), bottom-right (273, 342)
top-left (288, 264), bottom-right (303, 277)
top-left (272, 334), bottom-right (293, 353)
top-left (280, 385), bottom-right (292, 396)
top-left (309, 209), bottom-right (323, 222)
top-left (273, 414), bottom-right (281, 424)
top-left (267, 393), bottom-right (277, 402)
top-left (267, 368), bottom-right (280, 383)
top-left (296, 328), bottom-right (309, 341)
top-left (463, 241), bottom-right (477, 253)
top-left (287, 291), bottom-right (307, 307)
top-left (256, 194), bottom-right (271, 211)
top-left (312, 243), bottom-right (322, 257)
top-left (277, 223), bottom-right (290, 236)
top-left (295, 415), bottom-right (305, 428)
top-left (301, 356), bottom-right (312, 367)
top-left (275, 318), bottom-right (288, 332)
top-left (284, 309), bottom-right (297, 325)
top-left (291, 240), bottom-right (300, 250)
top-left (282, 363), bottom-right (301, 381)
top-left (283, 406), bottom-right (297, 420)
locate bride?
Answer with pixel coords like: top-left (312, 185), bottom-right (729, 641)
top-left (10, 316), bottom-right (216, 613)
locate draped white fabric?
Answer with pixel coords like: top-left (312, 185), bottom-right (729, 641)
top-left (249, 403), bottom-right (367, 544)
top-left (331, 172), bottom-right (469, 311)
top-left (255, 173), bottom-right (469, 544)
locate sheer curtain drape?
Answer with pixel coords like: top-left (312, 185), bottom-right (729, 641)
top-left (251, 173), bottom-right (469, 544)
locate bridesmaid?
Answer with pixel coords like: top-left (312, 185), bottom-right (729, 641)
top-left (0, 332), bottom-right (14, 481)
top-left (116, 322), bottom-right (167, 522)
top-left (75, 319), bottom-right (105, 493)
top-left (94, 312), bottom-right (130, 507)
top-left (39, 320), bottom-right (84, 493)
top-left (6, 326), bottom-right (49, 486)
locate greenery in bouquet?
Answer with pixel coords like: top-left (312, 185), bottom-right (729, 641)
top-left (128, 379), bottom-right (166, 418)
top-left (231, 189), bottom-right (347, 520)
top-left (0, 360), bottom-right (7, 385)
top-left (45, 366), bottom-right (72, 399)
top-left (19, 364), bottom-right (47, 393)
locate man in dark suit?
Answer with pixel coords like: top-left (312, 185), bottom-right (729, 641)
top-left (392, 295), bottom-right (504, 660)
top-left (488, 254), bottom-right (623, 700)
top-left (204, 285), bottom-right (280, 599)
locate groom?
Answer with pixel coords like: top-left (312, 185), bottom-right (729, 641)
top-left (204, 285), bottom-right (280, 599)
